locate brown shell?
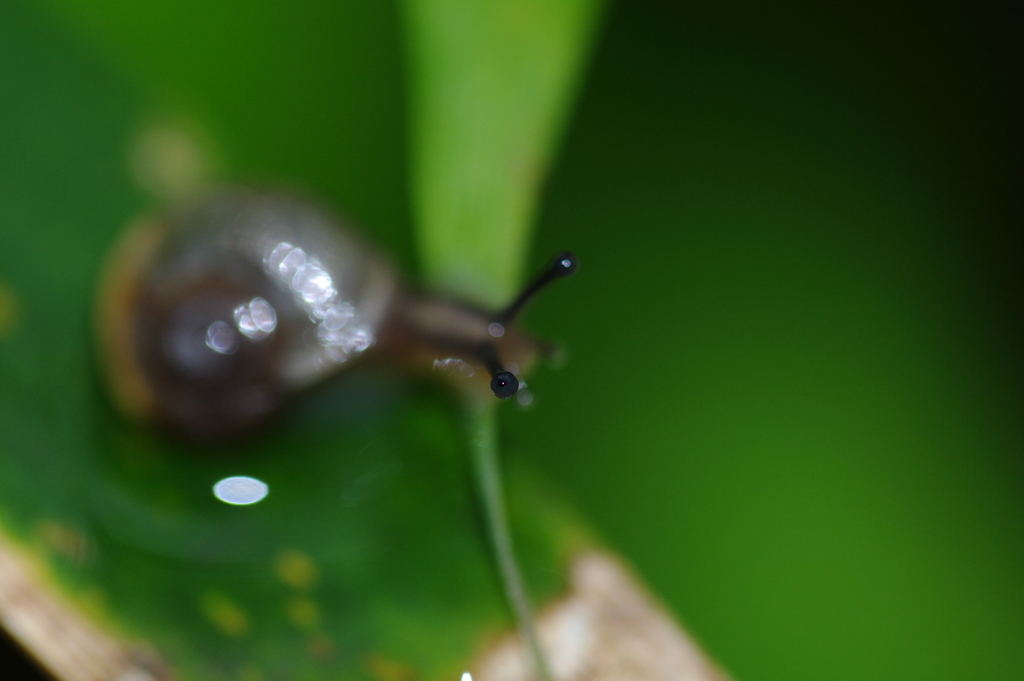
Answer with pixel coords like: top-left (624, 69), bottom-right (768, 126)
top-left (96, 189), bottom-right (396, 438)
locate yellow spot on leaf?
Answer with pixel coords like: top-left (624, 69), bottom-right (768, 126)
top-left (274, 549), bottom-right (318, 590)
top-left (365, 653), bottom-right (417, 681)
top-left (200, 591), bottom-right (250, 638)
top-left (238, 666), bottom-right (263, 681)
top-left (0, 282), bottom-right (19, 337)
top-left (35, 520), bottom-right (93, 565)
top-left (285, 597), bottom-right (321, 630)
top-left (76, 586), bottom-right (108, 620)
top-left (306, 633), bottom-right (335, 661)
top-left (130, 120), bottom-right (217, 200)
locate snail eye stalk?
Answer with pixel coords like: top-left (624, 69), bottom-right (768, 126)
top-left (497, 252), bottom-right (578, 324)
top-left (475, 342), bottom-right (521, 399)
top-left (478, 252), bottom-right (578, 399)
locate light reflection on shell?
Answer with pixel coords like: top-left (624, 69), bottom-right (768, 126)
top-left (98, 189), bottom-right (397, 437)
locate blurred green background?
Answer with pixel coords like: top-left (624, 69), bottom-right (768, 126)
top-left (1, 0), bottom-right (1021, 680)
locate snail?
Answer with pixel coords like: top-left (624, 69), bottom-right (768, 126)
top-left (96, 187), bottom-right (577, 438)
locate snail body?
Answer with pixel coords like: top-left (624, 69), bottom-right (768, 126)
top-left (97, 188), bottom-right (574, 438)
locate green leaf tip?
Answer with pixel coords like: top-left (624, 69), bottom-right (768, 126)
top-left (402, 0), bottom-right (607, 306)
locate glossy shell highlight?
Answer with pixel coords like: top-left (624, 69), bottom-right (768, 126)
top-left (96, 189), bottom-right (396, 437)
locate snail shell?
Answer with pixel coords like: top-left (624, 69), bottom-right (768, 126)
top-left (97, 189), bottom-right (396, 437)
top-left (97, 188), bottom-right (553, 439)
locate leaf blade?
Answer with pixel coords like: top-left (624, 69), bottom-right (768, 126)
top-left (403, 0), bottom-right (606, 305)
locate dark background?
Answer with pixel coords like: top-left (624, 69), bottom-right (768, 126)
top-left (2, 0), bottom-right (1022, 679)
top-left (516, 2), bottom-right (1024, 678)
top-left (517, 2), bottom-right (1024, 679)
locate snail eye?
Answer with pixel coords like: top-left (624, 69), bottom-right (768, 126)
top-left (490, 371), bottom-right (519, 399)
top-left (552, 252), bottom-right (578, 277)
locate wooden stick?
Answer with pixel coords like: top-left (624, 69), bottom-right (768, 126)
top-left (470, 551), bottom-right (732, 681)
top-left (0, 533), bottom-right (171, 681)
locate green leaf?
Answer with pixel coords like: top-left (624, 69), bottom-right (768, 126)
top-left (402, 0), bottom-right (605, 305)
top-left (0, 2), bottom-right (594, 679)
